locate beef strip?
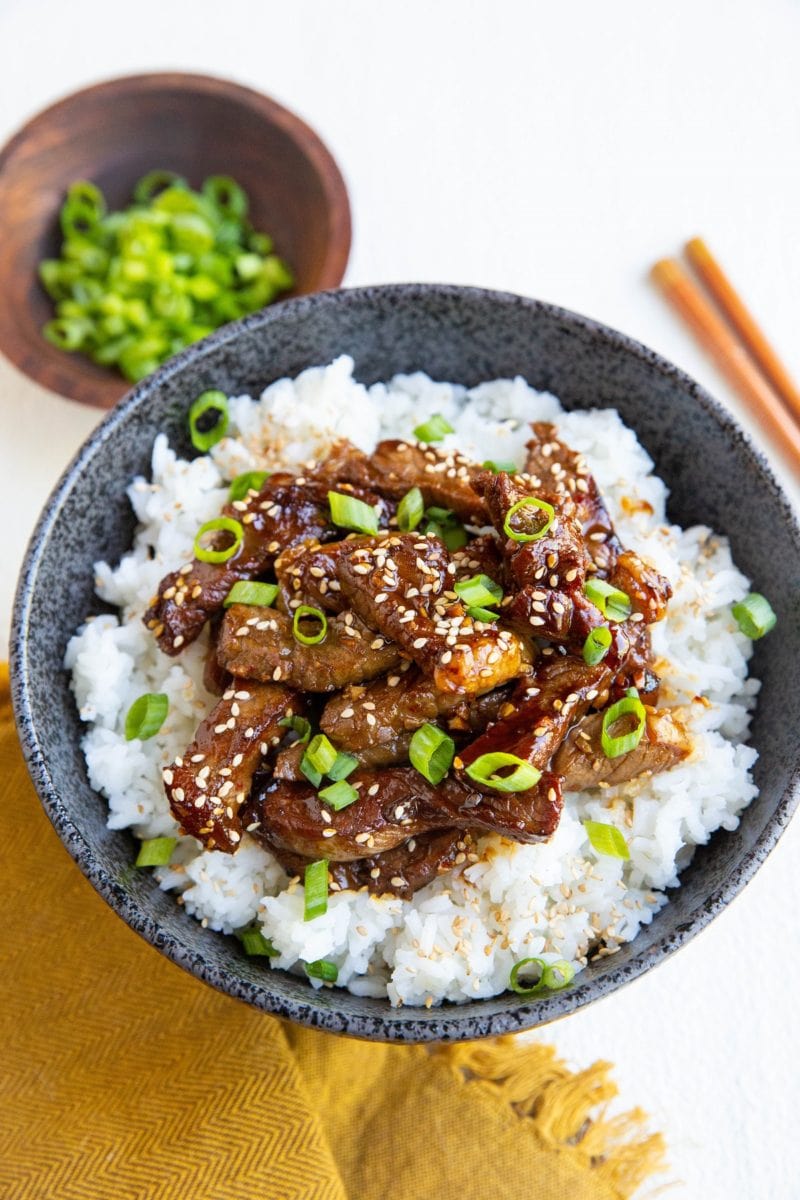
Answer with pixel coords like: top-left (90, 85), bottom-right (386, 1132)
top-left (451, 533), bottom-right (505, 584)
top-left (243, 765), bottom-right (563, 861)
top-left (456, 655), bottom-right (612, 788)
top-left (273, 535), bottom-right (375, 615)
top-left (216, 605), bottom-right (401, 691)
top-left (266, 828), bottom-right (474, 899)
top-left (320, 670), bottom-right (513, 766)
top-left (336, 533), bottom-right (523, 694)
top-left (554, 705), bottom-right (691, 790)
top-left (163, 683), bottom-right (301, 852)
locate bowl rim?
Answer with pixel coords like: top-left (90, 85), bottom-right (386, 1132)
top-left (0, 70), bottom-right (352, 408)
top-left (11, 283), bottom-right (800, 1041)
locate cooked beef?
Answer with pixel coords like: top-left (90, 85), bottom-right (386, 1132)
top-left (320, 670), bottom-right (513, 766)
top-left (203, 621), bottom-right (231, 696)
top-left (451, 533), bottom-right (505, 584)
top-left (266, 828), bottom-right (474, 899)
top-left (216, 605), bottom-right (401, 691)
top-left (554, 706), bottom-right (691, 789)
top-left (243, 765), bottom-right (563, 861)
top-left (610, 550), bottom-right (672, 624)
top-left (273, 536), bottom-right (373, 615)
top-left (164, 683), bottom-right (301, 852)
top-left (457, 655), bottom-right (611, 787)
top-left (336, 533), bottom-right (523, 694)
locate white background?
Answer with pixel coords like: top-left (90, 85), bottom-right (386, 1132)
top-left (1, 2), bottom-right (799, 1195)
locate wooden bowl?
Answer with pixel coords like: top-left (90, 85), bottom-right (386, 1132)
top-left (0, 73), bottom-right (351, 408)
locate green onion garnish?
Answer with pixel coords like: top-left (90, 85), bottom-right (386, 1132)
top-left (483, 460), bottom-right (518, 474)
top-left (464, 752), bottom-right (542, 793)
top-left (229, 470), bottom-right (268, 502)
top-left (584, 820), bottom-right (630, 860)
top-left (425, 520), bottom-right (468, 551)
top-left (509, 957), bottom-right (548, 995)
top-left (135, 836), bottom-right (176, 867)
top-left (542, 960), bottom-right (575, 990)
top-left (409, 723), bottom-right (455, 785)
top-left (188, 390), bottom-right (229, 451)
top-left (292, 604), bottom-right (328, 646)
top-left (584, 579), bottom-right (632, 622)
top-left (600, 691), bottom-right (646, 759)
top-left (413, 413), bottom-right (454, 443)
top-left (125, 692), bottom-right (169, 741)
top-left (305, 959), bottom-right (338, 983)
top-left (319, 779), bottom-right (359, 810)
top-left (304, 859), bottom-right (329, 922)
top-left (397, 486), bottom-right (425, 532)
top-left (454, 573), bottom-right (503, 609)
top-left (223, 581), bottom-right (278, 608)
top-left (328, 752), bottom-right (359, 782)
top-left (237, 927), bottom-right (277, 956)
top-left (193, 516), bottom-right (243, 563)
top-left (503, 497), bottom-right (556, 543)
top-left (328, 490), bottom-right (379, 535)
top-left (582, 625), bottom-right (612, 666)
top-left (278, 714), bottom-right (312, 744)
top-left (732, 592), bottom-right (777, 639)
top-left (304, 734), bottom-right (338, 776)
top-left (467, 605), bottom-right (500, 624)
top-left (299, 756), bottom-right (323, 787)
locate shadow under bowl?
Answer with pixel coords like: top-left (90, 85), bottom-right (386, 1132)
top-left (10, 284), bottom-right (800, 1041)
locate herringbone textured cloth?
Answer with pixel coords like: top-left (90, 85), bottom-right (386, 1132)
top-left (0, 664), bottom-right (664, 1199)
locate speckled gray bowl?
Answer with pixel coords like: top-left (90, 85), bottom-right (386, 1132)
top-left (11, 284), bottom-right (800, 1041)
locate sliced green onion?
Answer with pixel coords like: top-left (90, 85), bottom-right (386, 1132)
top-left (542, 960), bottom-right (575, 990)
top-left (305, 959), bottom-right (338, 982)
top-left (125, 692), bottom-right (169, 740)
top-left (328, 752), bottom-right (359, 782)
top-left (503, 497), bottom-right (556, 544)
top-left (223, 581), bottom-right (278, 608)
top-left (584, 820), bottom-right (630, 860)
top-left (188, 389), bottom-right (229, 451)
top-left (409, 723), bottom-right (455, 785)
top-left (584, 579), bottom-right (632, 622)
top-left (135, 836), bottom-right (176, 867)
top-left (203, 175), bottom-right (249, 218)
top-left (328, 491), bottom-right (379, 535)
top-left (237, 927), bottom-right (277, 956)
top-left (229, 470), bottom-right (268, 502)
top-left (299, 756), bottom-right (323, 787)
top-left (509, 957), bottom-right (548, 995)
top-left (397, 486), bottom-right (425, 532)
top-left (133, 170), bottom-right (187, 204)
top-left (600, 692), bottom-right (646, 759)
top-left (305, 734), bottom-right (338, 776)
top-left (454, 573), bottom-right (503, 609)
top-left (304, 859), bottom-right (329, 921)
top-left (319, 779), bottom-right (359, 810)
top-left (582, 624), bottom-right (612, 666)
top-left (193, 516), bottom-right (243, 563)
top-left (467, 605), bottom-right (500, 624)
top-left (278, 714), bottom-right (312, 744)
top-left (464, 752), bottom-right (542, 793)
top-left (425, 520), bottom-right (468, 551)
top-left (732, 593), bottom-right (777, 639)
top-left (483, 460), bottom-right (518, 474)
top-left (293, 604), bottom-right (328, 646)
top-left (413, 413), bottom-right (454, 443)
top-left (425, 505), bottom-right (453, 523)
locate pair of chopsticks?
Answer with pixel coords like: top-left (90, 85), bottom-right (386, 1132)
top-left (651, 239), bottom-right (800, 470)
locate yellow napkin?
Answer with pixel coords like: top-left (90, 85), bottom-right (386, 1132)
top-left (0, 664), bottom-right (664, 1199)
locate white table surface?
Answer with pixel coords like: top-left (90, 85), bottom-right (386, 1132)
top-left (1, 2), bottom-right (798, 1194)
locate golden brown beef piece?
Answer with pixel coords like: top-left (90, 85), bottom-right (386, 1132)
top-left (216, 605), bottom-right (402, 691)
top-left (336, 533), bottom-right (523, 694)
top-left (264, 829), bottom-right (474, 899)
top-left (319, 670), bottom-right (514, 766)
top-left (243, 765), bottom-right (563, 861)
top-left (273, 535), bottom-right (375, 615)
top-left (451, 534), bottom-right (505, 584)
top-left (554, 706), bottom-right (692, 790)
top-left (163, 683), bottom-right (302, 852)
top-left (456, 656), bottom-right (612, 789)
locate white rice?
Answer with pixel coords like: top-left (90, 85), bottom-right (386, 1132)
top-left (65, 356), bottom-right (759, 1006)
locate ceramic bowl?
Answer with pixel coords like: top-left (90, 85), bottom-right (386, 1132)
top-left (0, 72), bottom-right (351, 408)
top-left (11, 284), bottom-right (800, 1041)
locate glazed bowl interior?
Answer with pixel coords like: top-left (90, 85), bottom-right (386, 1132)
top-left (11, 285), bottom-right (800, 1042)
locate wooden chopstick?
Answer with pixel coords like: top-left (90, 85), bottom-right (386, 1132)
top-left (685, 237), bottom-right (800, 429)
top-left (651, 257), bottom-right (800, 470)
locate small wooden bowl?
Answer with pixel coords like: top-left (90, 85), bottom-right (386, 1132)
top-left (0, 73), bottom-right (351, 408)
